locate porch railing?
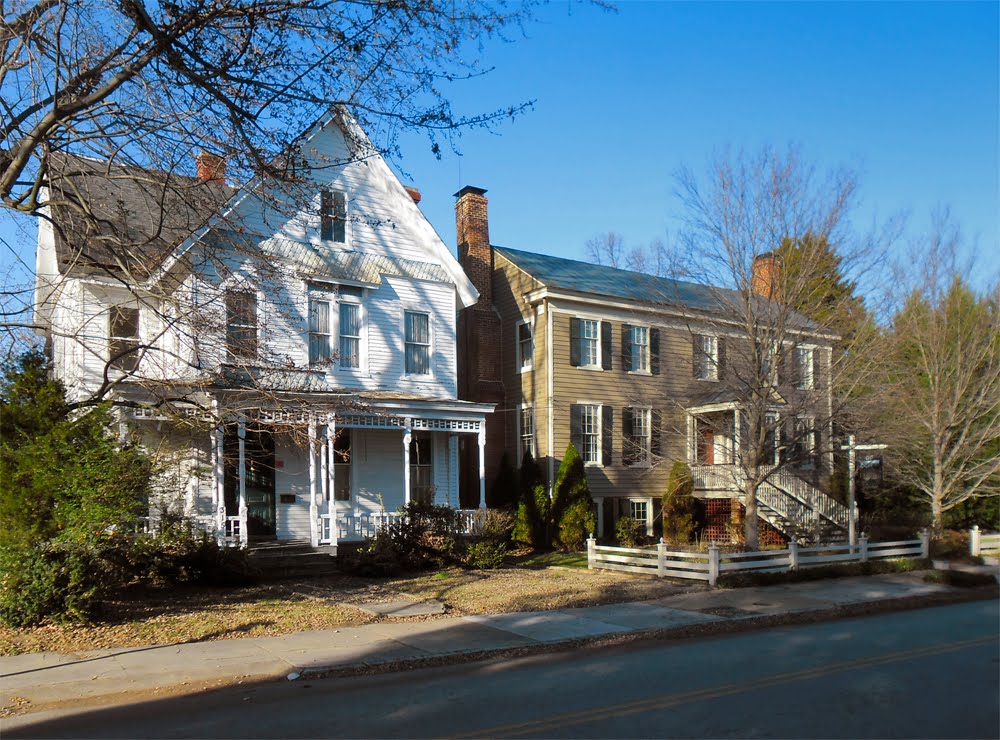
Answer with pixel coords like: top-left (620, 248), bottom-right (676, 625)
top-left (318, 508), bottom-right (484, 544)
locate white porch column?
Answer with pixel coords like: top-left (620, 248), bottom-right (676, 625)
top-left (308, 417), bottom-right (319, 547)
top-left (237, 416), bottom-right (248, 548)
top-left (403, 419), bottom-right (412, 506)
top-left (477, 423), bottom-right (486, 509)
top-left (447, 434), bottom-right (459, 508)
top-left (326, 414), bottom-right (337, 549)
top-left (214, 426), bottom-right (225, 541)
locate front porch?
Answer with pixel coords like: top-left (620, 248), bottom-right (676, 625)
top-left (128, 395), bottom-right (493, 551)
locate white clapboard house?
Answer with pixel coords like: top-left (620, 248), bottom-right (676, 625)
top-left (34, 110), bottom-right (494, 551)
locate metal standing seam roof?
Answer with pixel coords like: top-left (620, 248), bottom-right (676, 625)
top-left (207, 229), bottom-right (451, 285)
top-left (494, 245), bottom-right (824, 332)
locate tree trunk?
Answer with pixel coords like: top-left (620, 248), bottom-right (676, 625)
top-left (743, 479), bottom-right (760, 550)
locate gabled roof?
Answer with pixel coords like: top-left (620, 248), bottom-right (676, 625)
top-left (495, 246), bottom-right (825, 334)
top-left (45, 152), bottom-right (232, 280)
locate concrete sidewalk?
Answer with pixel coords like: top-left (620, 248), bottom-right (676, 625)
top-left (0, 571), bottom-right (989, 716)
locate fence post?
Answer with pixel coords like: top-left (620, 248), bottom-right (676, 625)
top-left (708, 541), bottom-right (720, 587)
top-left (587, 534), bottom-right (596, 570)
top-left (859, 532), bottom-right (869, 563)
top-left (919, 528), bottom-right (931, 559)
top-left (970, 525), bottom-right (981, 557)
top-left (657, 538), bottom-right (667, 578)
top-left (788, 539), bottom-right (799, 570)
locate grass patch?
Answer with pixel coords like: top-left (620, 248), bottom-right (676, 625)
top-left (507, 550), bottom-right (589, 569)
top-left (717, 558), bottom-right (927, 588)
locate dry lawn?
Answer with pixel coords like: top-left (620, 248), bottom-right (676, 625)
top-left (0, 566), bottom-right (696, 656)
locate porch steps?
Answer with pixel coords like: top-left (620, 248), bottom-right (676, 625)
top-left (247, 540), bottom-right (340, 579)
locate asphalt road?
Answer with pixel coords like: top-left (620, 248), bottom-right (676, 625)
top-left (6, 600), bottom-right (998, 739)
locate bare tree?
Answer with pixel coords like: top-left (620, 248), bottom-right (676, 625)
top-left (671, 145), bottom-right (889, 548)
top-left (878, 218), bottom-right (1000, 530)
top-left (0, 0), bottom-right (531, 400)
top-left (586, 231), bottom-right (673, 277)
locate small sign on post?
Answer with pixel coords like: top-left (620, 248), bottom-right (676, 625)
top-left (788, 539), bottom-right (799, 570)
top-left (587, 535), bottom-right (596, 570)
top-left (919, 528), bottom-right (930, 559)
top-left (657, 538), bottom-right (667, 577)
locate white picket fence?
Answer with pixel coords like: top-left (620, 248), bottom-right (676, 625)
top-left (970, 526), bottom-right (1000, 557)
top-left (587, 531), bottom-right (930, 587)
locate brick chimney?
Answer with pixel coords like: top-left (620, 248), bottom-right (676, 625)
top-left (455, 186), bottom-right (492, 302)
top-left (454, 185), bottom-right (504, 508)
top-left (751, 252), bottom-right (781, 301)
top-left (403, 185), bottom-right (421, 204)
top-left (196, 152), bottom-right (226, 185)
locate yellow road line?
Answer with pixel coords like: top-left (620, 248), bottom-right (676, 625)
top-left (455, 634), bottom-right (998, 739)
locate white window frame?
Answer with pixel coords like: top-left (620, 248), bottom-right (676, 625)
top-left (629, 325), bottom-right (650, 374)
top-left (309, 286), bottom-right (366, 370)
top-left (694, 334), bottom-right (719, 381)
top-left (338, 299), bottom-right (363, 370)
top-left (108, 305), bottom-right (141, 372)
top-left (796, 415), bottom-right (818, 468)
top-left (796, 345), bottom-right (815, 390)
top-left (403, 309), bottom-right (432, 377)
top-left (225, 289), bottom-right (258, 362)
top-left (629, 406), bottom-right (652, 467)
top-left (762, 340), bottom-right (779, 384)
top-left (518, 404), bottom-right (535, 461)
top-left (320, 187), bottom-right (348, 244)
top-left (628, 498), bottom-right (653, 536)
top-left (579, 318), bottom-right (600, 368)
top-left (764, 412), bottom-right (781, 466)
top-left (309, 296), bottom-right (334, 364)
top-left (516, 319), bottom-right (534, 372)
top-left (580, 402), bottom-right (602, 466)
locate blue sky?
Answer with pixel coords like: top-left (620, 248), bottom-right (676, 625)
top-left (2, 0), bottom-right (997, 301)
top-left (391, 0), bottom-right (999, 294)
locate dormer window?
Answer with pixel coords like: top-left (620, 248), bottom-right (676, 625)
top-left (321, 188), bottom-right (347, 243)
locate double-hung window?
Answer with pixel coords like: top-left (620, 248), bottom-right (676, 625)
top-left (226, 291), bottom-right (257, 361)
top-left (517, 320), bottom-right (533, 371)
top-left (339, 302), bottom-right (361, 369)
top-left (630, 407), bottom-right (651, 465)
top-left (694, 334), bottom-right (718, 380)
top-left (320, 188), bottom-right (347, 243)
top-left (629, 326), bottom-right (649, 372)
top-left (519, 405), bottom-right (535, 460)
top-left (404, 311), bottom-right (431, 375)
top-left (310, 289), bottom-right (364, 369)
top-left (795, 416), bottom-right (818, 468)
top-left (309, 299), bottom-right (333, 363)
top-left (580, 404), bottom-right (600, 464)
top-left (796, 346), bottom-right (815, 390)
top-left (580, 319), bottom-right (600, 367)
top-left (108, 306), bottom-right (140, 372)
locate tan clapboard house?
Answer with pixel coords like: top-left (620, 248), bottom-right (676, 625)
top-left (455, 186), bottom-right (848, 543)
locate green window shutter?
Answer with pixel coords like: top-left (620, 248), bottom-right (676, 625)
top-left (621, 324), bottom-right (633, 372)
top-left (650, 328), bottom-right (660, 375)
top-left (570, 404), bottom-right (583, 452)
top-left (601, 405), bottom-right (613, 467)
top-left (621, 406), bottom-right (634, 466)
top-left (570, 318), bottom-right (581, 367)
top-left (601, 321), bottom-right (613, 370)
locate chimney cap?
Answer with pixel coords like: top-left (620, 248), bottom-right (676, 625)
top-left (454, 185), bottom-right (488, 199)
